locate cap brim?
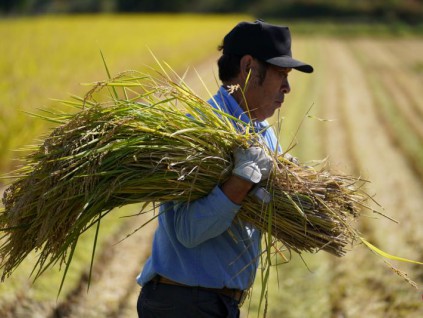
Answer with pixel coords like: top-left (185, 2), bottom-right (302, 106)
top-left (266, 56), bottom-right (314, 73)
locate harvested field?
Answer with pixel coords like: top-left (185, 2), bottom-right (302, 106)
top-left (1, 16), bottom-right (423, 318)
top-left (243, 36), bottom-right (423, 318)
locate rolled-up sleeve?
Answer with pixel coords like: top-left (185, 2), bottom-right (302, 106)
top-left (173, 185), bottom-right (240, 248)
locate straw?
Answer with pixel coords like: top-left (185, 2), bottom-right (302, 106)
top-left (0, 69), bottom-right (369, 284)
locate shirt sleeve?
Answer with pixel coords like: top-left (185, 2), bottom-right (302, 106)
top-left (172, 185), bottom-right (241, 248)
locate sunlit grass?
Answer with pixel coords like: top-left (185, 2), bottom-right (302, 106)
top-left (0, 12), bottom-right (247, 304)
top-left (0, 13), bottom-right (248, 176)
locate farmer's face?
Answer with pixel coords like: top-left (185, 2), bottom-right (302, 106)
top-left (243, 61), bottom-right (291, 122)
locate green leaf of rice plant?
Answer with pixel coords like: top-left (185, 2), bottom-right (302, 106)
top-left (360, 237), bottom-right (423, 265)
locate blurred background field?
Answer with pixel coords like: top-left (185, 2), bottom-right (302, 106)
top-left (1, 1), bottom-right (423, 317)
top-left (0, 13), bottom-right (247, 175)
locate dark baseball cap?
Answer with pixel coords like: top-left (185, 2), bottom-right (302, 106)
top-left (222, 20), bottom-right (313, 73)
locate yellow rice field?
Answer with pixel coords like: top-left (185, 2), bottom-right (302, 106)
top-left (1, 14), bottom-right (423, 318)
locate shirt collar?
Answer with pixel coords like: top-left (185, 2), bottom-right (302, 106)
top-left (210, 86), bottom-right (269, 132)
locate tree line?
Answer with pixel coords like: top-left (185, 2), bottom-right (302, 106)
top-left (1, 0), bottom-right (422, 24)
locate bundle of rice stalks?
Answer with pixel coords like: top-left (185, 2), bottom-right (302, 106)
top-left (0, 69), bottom-right (370, 282)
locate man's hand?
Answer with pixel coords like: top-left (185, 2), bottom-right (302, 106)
top-left (232, 146), bottom-right (273, 183)
top-left (220, 146), bottom-right (273, 205)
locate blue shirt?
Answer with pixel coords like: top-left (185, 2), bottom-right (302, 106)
top-left (137, 86), bottom-right (281, 290)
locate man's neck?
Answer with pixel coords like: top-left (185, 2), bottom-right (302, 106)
top-left (222, 82), bottom-right (246, 113)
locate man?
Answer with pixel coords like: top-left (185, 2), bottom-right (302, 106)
top-left (136, 20), bottom-right (313, 318)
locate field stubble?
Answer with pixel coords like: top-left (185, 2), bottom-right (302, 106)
top-left (242, 36), bottom-right (423, 318)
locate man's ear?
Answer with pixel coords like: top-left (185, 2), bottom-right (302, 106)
top-left (240, 55), bottom-right (254, 80)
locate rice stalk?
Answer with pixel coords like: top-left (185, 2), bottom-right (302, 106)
top-left (0, 69), bottom-right (370, 283)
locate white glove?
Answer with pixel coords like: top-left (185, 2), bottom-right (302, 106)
top-left (232, 146), bottom-right (273, 184)
top-left (284, 153), bottom-right (300, 165)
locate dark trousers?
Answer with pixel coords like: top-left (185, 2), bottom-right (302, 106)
top-left (137, 281), bottom-right (240, 318)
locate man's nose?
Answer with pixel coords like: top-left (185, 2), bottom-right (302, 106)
top-left (281, 80), bottom-right (290, 94)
